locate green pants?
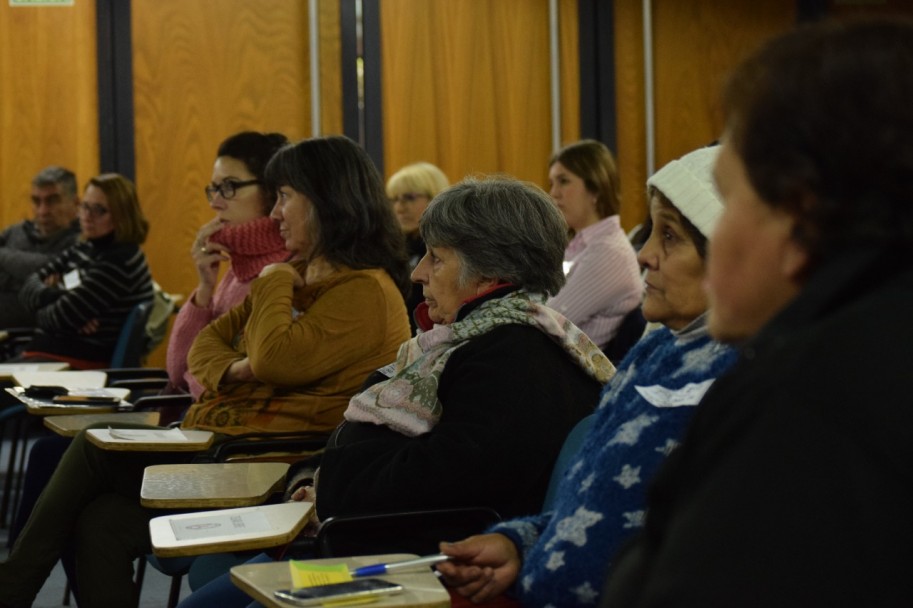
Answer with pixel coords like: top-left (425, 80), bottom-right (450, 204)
top-left (0, 425), bottom-right (191, 607)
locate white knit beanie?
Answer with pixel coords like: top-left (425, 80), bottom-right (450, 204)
top-left (646, 146), bottom-right (723, 238)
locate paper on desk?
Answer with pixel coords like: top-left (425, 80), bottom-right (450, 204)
top-left (289, 561), bottom-right (353, 587)
top-left (0, 364), bottom-right (47, 373)
top-left (13, 370), bottom-right (107, 389)
top-left (65, 387), bottom-right (129, 399)
top-left (170, 510), bottom-right (271, 541)
top-left (107, 427), bottom-right (189, 441)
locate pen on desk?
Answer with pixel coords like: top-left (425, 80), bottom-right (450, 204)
top-left (350, 554), bottom-right (451, 577)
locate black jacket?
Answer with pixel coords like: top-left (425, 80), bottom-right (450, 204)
top-left (317, 291), bottom-right (600, 522)
top-left (601, 247), bottom-right (913, 608)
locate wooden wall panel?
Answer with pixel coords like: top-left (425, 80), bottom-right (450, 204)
top-left (132, 0), bottom-right (340, 365)
top-left (613, 1), bottom-right (648, 232)
top-left (559, 0), bottom-right (581, 146)
top-left (653, 0), bottom-right (796, 164)
top-left (379, 0), bottom-right (578, 189)
top-left (319, 0), bottom-right (343, 135)
top-left (613, 0), bottom-right (795, 231)
top-left (0, 2), bottom-right (98, 229)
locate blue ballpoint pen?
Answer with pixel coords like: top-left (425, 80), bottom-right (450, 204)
top-left (351, 554), bottom-right (451, 577)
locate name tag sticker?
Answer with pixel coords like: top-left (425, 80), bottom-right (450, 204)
top-left (62, 270), bottom-right (81, 289)
top-left (376, 362), bottom-right (396, 378)
top-left (635, 379), bottom-right (715, 408)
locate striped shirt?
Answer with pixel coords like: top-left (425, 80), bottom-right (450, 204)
top-left (19, 233), bottom-right (154, 363)
top-left (547, 215), bottom-right (642, 348)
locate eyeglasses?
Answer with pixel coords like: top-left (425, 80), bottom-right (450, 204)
top-left (79, 202), bottom-right (109, 218)
top-left (389, 192), bottom-right (430, 205)
top-left (205, 179), bottom-right (261, 202)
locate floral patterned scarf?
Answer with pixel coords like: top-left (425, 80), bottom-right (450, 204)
top-left (344, 289), bottom-right (615, 436)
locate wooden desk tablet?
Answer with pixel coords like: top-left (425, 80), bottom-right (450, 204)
top-left (149, 501), bottom-right (313, 557)
top-left (141, 462), bottom-right (290, 508)
top-left (85, 427), bottom-right (214, 451)
top-left (12, 370), bottom-right (107, 389)
top-left (43, 411), bottom-right (161, 436)
top-left (230, 554), bottom-right (450, 608)
top-left (5, 387), bottom-right (127, 416)
top-left (0, 362), bottom-right (69, 380)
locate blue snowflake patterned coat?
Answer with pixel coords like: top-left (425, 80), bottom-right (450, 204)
top-left (491, 313), bottom-right (737, 607)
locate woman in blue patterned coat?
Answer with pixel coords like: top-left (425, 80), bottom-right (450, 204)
top-left (437, 146), bottom-right (737, 607)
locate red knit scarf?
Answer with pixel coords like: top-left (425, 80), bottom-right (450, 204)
top-left (209, 216), bottom-right (289, 281)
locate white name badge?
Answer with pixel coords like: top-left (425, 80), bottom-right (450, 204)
top-left (377, 362), bottom-right (397, 378)
top-left (635, 379), bottom-right (715, 408)
top-left (62, 269), bottom-right (81, 290)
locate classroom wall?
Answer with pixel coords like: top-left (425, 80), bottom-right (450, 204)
top-left (614, 0), bottom-right (797, 230)
top-left (379, 0), bottom-right (580, 187)
top-left (3, 1), bottom-right (910, 368)
top-left (376, 0), bottom-right (795, 233)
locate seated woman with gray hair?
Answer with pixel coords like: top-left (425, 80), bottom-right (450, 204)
top-left (178, 176), bottom-right (614, 608)
top-left (317, 176), bottom-right (613, 518)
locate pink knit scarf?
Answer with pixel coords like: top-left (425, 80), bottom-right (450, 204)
top-left (209, 216), bottom-right (289, 281)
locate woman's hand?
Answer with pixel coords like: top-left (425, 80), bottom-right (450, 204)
top-left (43, 273), bottom-right (61, 287)
top-left (289, 485), bottom-right (317, 503)
top-left (191, 218), bottom-right (231, 307)
top-left (78, 318), bottom-right (99, 335)
top-left (436, 534), bottom-right (521, 602)
top-left (259, 262), bottom-right (304, 288)
top-left (289, 486), bottom-right (321, 534)
top-left (223, 357), bottom-right (256, 384)
top-left (304, 257), bottom-right (336, 285)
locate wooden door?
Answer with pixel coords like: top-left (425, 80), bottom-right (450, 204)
top-left (0, 1), bottom-right (99, 228)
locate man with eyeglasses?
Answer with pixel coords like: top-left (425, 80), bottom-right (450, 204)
top-left (0, 166), bottom-right (81, 327)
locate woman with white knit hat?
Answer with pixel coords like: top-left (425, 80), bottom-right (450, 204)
top-left (437, 145), bottom-right (738, 608)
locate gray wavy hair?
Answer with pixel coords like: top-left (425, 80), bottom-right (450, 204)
top-left (419, 177), bottom-right (568, 296)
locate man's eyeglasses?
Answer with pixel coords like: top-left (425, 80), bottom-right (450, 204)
top-left (79, 203), bottom-right (109, 218)
top-left (389, 192), bottom-right (430, 205)
top-left (205, 179), bottom-right (261, 202)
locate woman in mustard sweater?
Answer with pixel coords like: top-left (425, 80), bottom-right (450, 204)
top-left (0, 135), bottom-right (412, 608)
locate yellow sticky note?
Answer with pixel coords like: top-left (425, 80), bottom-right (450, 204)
top-left (288, 561), bottom-right (352, 588)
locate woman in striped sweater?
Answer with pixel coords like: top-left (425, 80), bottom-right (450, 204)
top-left (16, 173), bottom-right (154, 369)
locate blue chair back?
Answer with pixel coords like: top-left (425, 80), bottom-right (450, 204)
top-left (542, 413), bottom-right (596, 511)
top-left (110, 300), bottom-right (154, 368)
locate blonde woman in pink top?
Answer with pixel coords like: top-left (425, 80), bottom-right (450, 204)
top-left (546, 140), bottom-right (642, 349)
top-left (166, 131), bottom-right (289, 398)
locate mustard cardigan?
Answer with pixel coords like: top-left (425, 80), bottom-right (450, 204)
top-left (183, 261), bottom-right (410, 435)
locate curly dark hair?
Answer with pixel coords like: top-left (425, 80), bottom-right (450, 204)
top-left (216, 131), bottom-right (289, 215)
top-left (265, 136), bottom-right (411, 299)
top-left (723, 18), bottom-right (913, 267)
